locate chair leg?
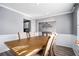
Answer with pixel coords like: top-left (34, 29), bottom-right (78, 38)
top-left (26, 32), bottom-right (30, 39)
top-left (18, 32), bottom-right (21, 41)
top-left (50, 45), bottom-right (55, 56)
top-left (52, 47), bottom-right (55, 56)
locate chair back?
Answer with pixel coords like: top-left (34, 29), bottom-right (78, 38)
top-left (49, 33), bottom-right (57, 56)
top-left (44, 34), bottom-right (56, 56)
top-left (42, 32), bottom-right (52, 36)
top-left (18, 32), bottom-right (27, 40)
top-left (29, 32), bottom-right (38, 37)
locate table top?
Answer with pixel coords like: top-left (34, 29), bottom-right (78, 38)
top-left (5, 36), bottom-right (49, 56)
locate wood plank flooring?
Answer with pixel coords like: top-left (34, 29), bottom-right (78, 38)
top-left (0, 45), bottom-right (75, 56)
top-left (54, 45), bottom-right (75, 56)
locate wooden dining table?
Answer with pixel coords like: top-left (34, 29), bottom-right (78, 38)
top-left (5, 36), bottom-right (49, 56)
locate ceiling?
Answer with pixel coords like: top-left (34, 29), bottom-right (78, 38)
top-left (0, 3), bottom-right (74, 19)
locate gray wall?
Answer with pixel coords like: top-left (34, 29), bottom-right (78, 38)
top-left (72, 4), bottom-right (79, 35)
top-left (0, 7), bottom-right (24, 34)
top-left (0, 7), bottom-right (37, 35)
top-left (56, 14), bottom-right (72, 34)
top-left (0, 6), bottom-right (73, 34)
top-left (72, 6), bottom-right (77, 35)
top-left (36, 13), bottom-right (73, 34)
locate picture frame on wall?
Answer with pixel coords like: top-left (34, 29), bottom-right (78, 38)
top-left (39, 21), bottom-right (56, 32)
top-left (24, 19), bottom-right (31, 32)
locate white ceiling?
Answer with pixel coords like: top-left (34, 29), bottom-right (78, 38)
top-left (0, 3), bottom-right (74, 19)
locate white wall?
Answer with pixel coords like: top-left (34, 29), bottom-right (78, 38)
top-left (36, 14), bottom-right (72, 34)
top-left (31, 20), bottom-right (36, 32)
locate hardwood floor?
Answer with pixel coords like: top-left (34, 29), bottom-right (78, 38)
top-left (54, 45), bottom-right (75, 56)
top-left (0, 45), bottom-right (75, 56)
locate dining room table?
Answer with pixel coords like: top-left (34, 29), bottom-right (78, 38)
top-left (5, 36), bottom-right (49, 56)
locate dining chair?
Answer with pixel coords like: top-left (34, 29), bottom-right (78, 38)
top-left (17, 32), bottom-right (28, 40)
top-left (34, 33), bottom-right (57, 56)
top-left (29, 32), bottom-right (38, 37)
top-left (42, 32), bottom-right (52, 36)
top-left (49, 33), bottom-right (57, 56)
top-left (43, 34), bottom-right (56, 56)
top-left (26, 32), bottom-right (30, 39)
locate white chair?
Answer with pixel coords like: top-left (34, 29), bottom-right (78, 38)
top-left (42, 32), bottom-right (52, 36)
top-left (18, 32), bottom-right (27, 40)
top-left (30, 32), bottom-right (39, 37)
top-left (44, 34), bottom-right (56, 56)
top-left (49, 33), bottom-right (57, 56)
top-left (30, 32), bottom-right (36, 37)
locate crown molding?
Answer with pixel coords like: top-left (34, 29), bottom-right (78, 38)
top-left (0, 4), bottom-right (73, 20)
top-left (33, 10), bottom-right (73, 20)
top-left (0, 4), bottom-right (33, 20)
